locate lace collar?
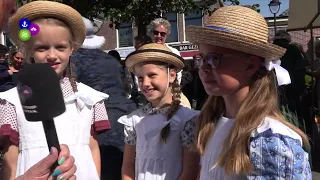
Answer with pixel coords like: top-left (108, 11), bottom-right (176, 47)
top-left (142, 103), bottom-right (170, 115)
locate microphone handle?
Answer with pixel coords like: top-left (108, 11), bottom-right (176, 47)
top-left (42, 120), bottom-right (61, 173)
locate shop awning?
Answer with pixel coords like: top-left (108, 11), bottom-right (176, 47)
top-left (287, 0), bottom-right (320, 31)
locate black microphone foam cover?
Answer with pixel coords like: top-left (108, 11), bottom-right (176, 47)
top-left (17, 63), bottom-right (66, 121)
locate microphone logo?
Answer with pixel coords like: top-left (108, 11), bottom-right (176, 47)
top-left (17, 83), bottom-right (33, 104)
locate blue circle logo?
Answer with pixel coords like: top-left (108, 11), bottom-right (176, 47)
top-left (19, 18), bottom-right (31, 29)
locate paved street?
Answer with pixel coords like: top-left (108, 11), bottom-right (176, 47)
top-left (313, 171), bottom-right (320, 180)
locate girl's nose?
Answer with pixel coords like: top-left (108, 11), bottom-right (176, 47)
top-left (47, 50), bottom-right (57, 61)
top-left (142, 78), bottom-right (151, 87)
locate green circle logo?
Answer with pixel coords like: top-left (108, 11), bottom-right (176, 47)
top-left (19, 29), bottom-right (31, 41)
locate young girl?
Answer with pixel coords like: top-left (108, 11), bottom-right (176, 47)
top-left (119, 43), bottom-right (200, 180)
top-left (186, 6), bottom-right (312, 179)
top-left (0, 1), bottom-right (110, 179)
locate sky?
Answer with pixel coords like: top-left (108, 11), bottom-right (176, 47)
top-left (239, 0), bottom-right (289, 17)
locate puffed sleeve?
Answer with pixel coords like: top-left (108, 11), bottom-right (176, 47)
top-left (247, 129), bottom-right (312, 179)
top-left (118, 114), bottom-right (136, 145)
top-left (180, 116), bottom-right (197, 148)
top-left (0, 99), bottom-right (19, 146)
top-left (91, 101), bottom-right (111, 136)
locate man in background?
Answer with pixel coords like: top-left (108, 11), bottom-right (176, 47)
top-left (0, 44), bottom-right (15, 92)
top-left (72, 17), bottom-right (137, 180)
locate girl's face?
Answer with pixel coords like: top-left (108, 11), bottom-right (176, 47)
top-left (197, 44), bottom-right (260, 97)
top-left (31, 22), bottom-right (73, 77)
top-left (134, 63), bottom-right (176, 107)
top-left (13, 52), bottom-right (24, 64)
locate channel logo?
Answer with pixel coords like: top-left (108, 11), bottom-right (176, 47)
top-left (18, 18), bottom-right (40, 41)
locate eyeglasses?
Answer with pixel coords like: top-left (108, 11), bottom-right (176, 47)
top-left (153, 30), bottom-right (167, 37)
top-left (193, 53), bottom-right (223, 69)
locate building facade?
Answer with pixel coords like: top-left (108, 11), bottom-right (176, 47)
top-left (95, 13), bottom-right (320, 60)
top-left (96, 12), bottom-right (205, 60)
top-left (2, 11), bottom-right (320, 60)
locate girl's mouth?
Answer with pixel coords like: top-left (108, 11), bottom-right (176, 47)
top-left (143, 88), bottom-right (155, 95)
top-left (47, 62), bottom-right (60, 69)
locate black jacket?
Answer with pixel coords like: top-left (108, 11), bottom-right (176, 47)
top-left (0, 61), bottom-right (14, 92)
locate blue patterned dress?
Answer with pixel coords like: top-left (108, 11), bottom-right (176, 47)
top-left (199, 116), bottom-right (312, 180)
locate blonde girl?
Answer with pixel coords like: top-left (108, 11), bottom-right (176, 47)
top-left (186, 6), bottom-right (312, 179)
top-left (0, 1), bottom-right (110, 179)
top-left (119, 43), bottom-right (200, 180)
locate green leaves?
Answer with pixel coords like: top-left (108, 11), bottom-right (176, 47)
top-left (16, 0), bottom-right (260, 33)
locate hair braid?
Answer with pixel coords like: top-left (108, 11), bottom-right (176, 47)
top-left (67, 61), bottom-right (78, 93)
top-left (160, 78), bottom-right (181, 143)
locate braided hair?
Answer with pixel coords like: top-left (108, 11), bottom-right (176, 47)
top-left (160, 73), bottom-right (182, 143)
top-left (65, 60), bottom-right (78, 93)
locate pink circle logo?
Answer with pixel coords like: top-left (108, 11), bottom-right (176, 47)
top-left (29, 24), bottom-right (40, 36)
top-left (17, 83), bottom-right (33, 104)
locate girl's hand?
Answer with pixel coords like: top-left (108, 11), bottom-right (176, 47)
top-left (16, 144), bottom-right (77, 180)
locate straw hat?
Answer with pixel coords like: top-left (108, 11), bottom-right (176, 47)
top-left (8, 1), bottom-right (86, 50)
top-left (125, 43), bottom-right (184, 72)
top-left (186, 6), bottom-right (286, 60)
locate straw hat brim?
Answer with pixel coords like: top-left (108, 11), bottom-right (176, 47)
top-left (186, 25), bottom-right (286, 60)
top-left (125, 49), bottom-right (185, 72)
top-left (8, 1), bottom-right (86, 51)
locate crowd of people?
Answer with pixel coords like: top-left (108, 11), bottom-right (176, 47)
top-left (0, 0), bottom-right (318, 180)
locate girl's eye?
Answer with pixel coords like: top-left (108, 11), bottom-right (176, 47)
top-left (149, 74), bottom-right (157, 78)
top-left (138, 77), bottom-right (143, 82)
top-left (35, 46), bottom-right (47, 52)
top-left (57, 46), bottom-right (67, 51)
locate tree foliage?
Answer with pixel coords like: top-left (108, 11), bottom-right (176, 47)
top-left (16, 0), bottom-right (260, 34)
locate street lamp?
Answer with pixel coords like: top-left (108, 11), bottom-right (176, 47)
top-left (268, 0), bottom-right (281, 35)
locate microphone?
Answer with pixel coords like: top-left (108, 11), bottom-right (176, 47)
top-left (17, 63), bottom-right (66, 171)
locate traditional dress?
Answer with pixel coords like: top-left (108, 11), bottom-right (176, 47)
top-left (0, 77), bottom-right (110, 179)
top-left (118, 103), bottom-right (199, 180)
top-left (199, 116), bottom-right (312, 180)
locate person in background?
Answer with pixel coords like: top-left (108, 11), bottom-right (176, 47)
top-left (181, 60), bottom-right (207, 110)
top-left (108, 50), bottom-right (135, 99)
top-left (291, 42), bottom-right (309, 67)
top-left (0, 0), bottom-right (77, 179)
top-left (134, 35), bottom-right (152, 50)
top-left (147, 18), bottom-right (191, 108)
top-left (8, 47), bottom-right (24, 84)
top-left (72, 17), bottom-right (137, 180)
top-left (273, 30), bottom-right (306, 127)
top-left (0, 44), bottom-right (15, 92)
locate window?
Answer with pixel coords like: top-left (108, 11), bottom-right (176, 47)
top-left (163, 13), bottom-right (178, 42)
top-left (185, 11), bottom-right (203, 41)
top-left (118, 23), bottom-right (133, 47)
top-left (185, 11), bottom-right (203, 27)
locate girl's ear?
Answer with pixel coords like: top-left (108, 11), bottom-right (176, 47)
top-left (245, 56), bottom-right (261, 78)
top-left (169, 69), bottom-right (177, 83)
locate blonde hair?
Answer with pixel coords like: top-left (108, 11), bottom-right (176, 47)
top-left (153, 63), bottom-right (181, 142)
top-left (161, 77), bottom-right (181, 143)
top-left (20, 18), bottom-right (79, 93)
top-left (196, 68), bottom-right (310, 174)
